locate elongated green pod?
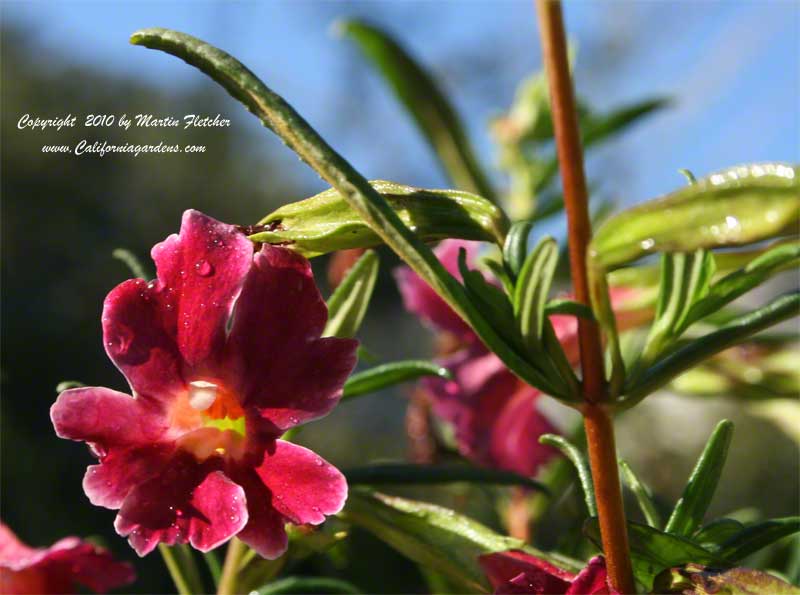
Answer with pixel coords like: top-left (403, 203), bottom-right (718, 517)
top-left (254, 181), bottom-right (508, 257)
top-left (591, 163), bottom-right (799, 271)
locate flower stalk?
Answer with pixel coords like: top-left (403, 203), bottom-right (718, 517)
top-left (217, 538), bottom-right (247, 595)
top-left (534, 0), bottom-right (635, 592)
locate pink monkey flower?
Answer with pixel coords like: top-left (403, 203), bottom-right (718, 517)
top-left (479, 550), bottom-right (619, 594)
top-left (51, 210), bottom-right (358, 558)
top-left (0, 522), bottom-right (135, 594)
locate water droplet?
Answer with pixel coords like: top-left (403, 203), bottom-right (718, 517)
top-left (194, 260), bottom-right (214, 277)
top-left (315, 458), bottom-right (324, 467)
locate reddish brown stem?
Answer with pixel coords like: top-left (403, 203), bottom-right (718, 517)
top-left (534, 1), bottom-right (635, 592)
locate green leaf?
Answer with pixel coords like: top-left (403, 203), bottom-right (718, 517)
top-left (503, 221), bottom-right (534, 278)
top-left (343, 463), bottom-right (549, 493)
top-left (544, 298), bottom-right (595, 320)
top-left (540, 434), bottom-right (596, 517)
top-left (665, 420), bottom-right (734, 538)
top-left (693, 519), bottom-right (746, 551)
top-left (621, 292), bottom-right (800, 407)
top-left (324, 250), bottom-right (378, 338)
top-left (581, 98), bottom-right (669, 148)
top-left (584, 518), bottom-right (721, 590)
top-left (639, 250), bottom-right (716, 369)
top-left (252, 576), bottom-right (361, 595)
top-left (130, 27), bottom-right (552, 399)
top-left (336, 19), bottom-right (495, 201)
top-left (111, 248), bottom-right (149, 279)
top-left (342, 360), bottom-right (451, 400)
top-left (591, 163), bottom-right (799, 270)
top-left (55, 380), bottom-right (85, 393)
top-left (514, 236), bottom-right (559, 350)
top-left (683, 241), bottom-right (800, 331)
top-left (653, 564), bottom-right (800, 595)
top-left (254, 181), bottom-right (508, 257)
top-left (342, 489), bottom-right (581, 592)
top-left (717, 517), bottom-right (800, 563)
top-left (618, 459), bottom-right (662, 529)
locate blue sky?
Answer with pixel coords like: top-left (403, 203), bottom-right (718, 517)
top-left (4, 1), bottom-right (798, 208)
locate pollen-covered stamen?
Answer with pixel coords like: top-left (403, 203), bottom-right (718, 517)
top-left (188, 380), bottom-right (218, 411)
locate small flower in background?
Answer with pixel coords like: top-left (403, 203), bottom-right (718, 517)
top-left (0, 522), bottom-right (135, 595)
top-left (395, 240), bottom-right (649, 477)
top-left (51, 210), bottom-right (358, 559)
top-left (479, 550), bottom-right (619, 595)
top-left (395, 240), bottom-right (561, 476)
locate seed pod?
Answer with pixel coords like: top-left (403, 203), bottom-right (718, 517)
top-left (251, 180), bottom-right (509, 257)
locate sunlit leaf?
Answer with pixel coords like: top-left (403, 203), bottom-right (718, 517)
top-left (693, 518), bottom-right (745, 551)
top-left (342, 360), bottom-right (451, 400)
top-left (584, 518), bottom-right (721, 590)
top-left (324, 250), bottom-right (379, 338)
top-left (619, 459), bottom-right (662, 529)
top-left (591, 163), bottom-right (799, 270)
top-left (342, 489), bottom-right (581, 592)
top-left (717, 517), bottom-right (800, 563)
top-left (503, 221), bottom-right (534, 278)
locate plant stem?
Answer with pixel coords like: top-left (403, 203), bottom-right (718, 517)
top-left (158, 544), bottom-right (193, 595)
top-left (534, 1), bottom-right (635, 592)
top-left (217, 538), bottom-right (247, 595)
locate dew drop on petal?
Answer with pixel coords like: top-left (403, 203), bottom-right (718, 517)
top-left (194, 260), bottom-right (214, 277)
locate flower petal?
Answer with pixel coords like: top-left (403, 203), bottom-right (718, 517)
top-left (228, 468), bottom-right (289, 560)
top-left (479, 550), bottom-right (573, 594)
top-left (103, 278), bottom-right (185, 400)
top-left (253, 441), bottom-right (347, 526)
top-left (394, 239), bottom-right (479, 339)
top-left (51, 387), bottom-right (167, 451)
top-left (489, 390), bottom-right (559, 477)
top-left (151, 209), bottom-right (254, 368)
top-left (225, 245), bottom-right (358, 429)
top-left (566, 556), bottom-right (616, 595)
top-left (115, 455), bottom-right (247, 556)
top-left (83, 444), bottom-right (173, 509)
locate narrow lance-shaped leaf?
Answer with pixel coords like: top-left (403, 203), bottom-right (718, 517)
top-left (343, 464), bottom-right (549, 493)
top-left (619, 459), bottom-right (662, 529)
top-left (254, 181), bottom-right (508, 257)
top-left (583, 518), bottom-right (721, 591)
top-left (692, 518), bottom-right (745, 552)
top-left (590, 163), bottom-right (799, 271)
top-left (336, 19), bottom-right (496, 202)
top-left (342, 360), bottom-right (451, 400)
top-left (621, 292), bottom-right (800, 406)
top-left (716, 517), bottom-right (800, 563)
top-left (130, 28), bottom-right (557, 399)
top-left (539, 434), bottom-right (596, 517)
top-left (324, 249), bottom-right (379, 338)
top-left (341, 489), bottom-right (581, 592)
top-left (664, 420), bottom-right (734, 538)
top-left (503, 220), bottom-right (534, 278)
top-left (514, 236), bottom-right (558, 349)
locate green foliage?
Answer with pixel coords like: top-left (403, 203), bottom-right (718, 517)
top-left (665, 420), bottom-right (734, 537)
top-left (590, 163), bottom-right (799, 271)
top-left (342, 489), bottom-right (581, 592)
top-left (619, 459), bottom-right (662, 529)
top-left (341, 360), bottom-right (451, 400)
top-left (336, 20), bottom-right (495, 201)
top-left (539, 434), bottom-right (597, 517)
top-left (503, 220), bottom-right (535, 278)
top-left (324, 250), bottom-right (379, 338)
top-left (715, 517), bottom-right (800, 563)
top-left (343, 463), bottom-right (549, 492)
top-left (254, 181), bottom-right (508, 257)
